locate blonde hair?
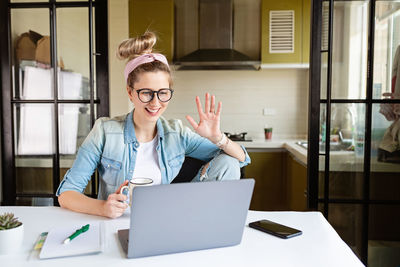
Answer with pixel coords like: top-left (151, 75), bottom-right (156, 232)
top-left (117, 31), bottom-right (171, 87)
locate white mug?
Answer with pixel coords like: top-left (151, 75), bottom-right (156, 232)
top-left (120, 177), bottom-right (153, 206)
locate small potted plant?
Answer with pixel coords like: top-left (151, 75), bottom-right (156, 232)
top-left (0, 212), bottom-right (24, 254)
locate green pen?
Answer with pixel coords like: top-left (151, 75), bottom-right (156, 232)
top-left (63, 224), bottom-right (90, 244)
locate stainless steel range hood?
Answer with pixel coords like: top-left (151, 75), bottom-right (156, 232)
top-left (175, 0), bottom-right (260, 70)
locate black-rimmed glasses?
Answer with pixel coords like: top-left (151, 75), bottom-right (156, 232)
top-left (133, 88), bottom-right (174, 103)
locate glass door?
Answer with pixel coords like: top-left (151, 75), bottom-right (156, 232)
top-left (308, 0), bottom-right (400, 265)
top-left (1, 0), bottom-right (109, 206)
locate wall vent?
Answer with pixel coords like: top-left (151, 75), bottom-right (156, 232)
top-left (269, 10), bottom-right (294, 53)
top-left (321, 3), bottom-right (329, 51)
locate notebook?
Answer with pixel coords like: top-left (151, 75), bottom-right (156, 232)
top-left (39, 221), bottom-right (105, 259)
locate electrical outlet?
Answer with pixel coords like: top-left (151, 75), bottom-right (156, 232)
top-left (263, 108), bottom-right (276, 116)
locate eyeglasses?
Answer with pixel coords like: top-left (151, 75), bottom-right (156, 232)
top-left (133, 88), bottom-right (174, 103)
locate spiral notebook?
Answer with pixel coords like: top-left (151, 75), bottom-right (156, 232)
top-left (39, 221), bottom-right (105, 259)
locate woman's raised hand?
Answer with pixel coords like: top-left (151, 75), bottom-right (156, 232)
top-left (186, 93), bottom-right (223, 143)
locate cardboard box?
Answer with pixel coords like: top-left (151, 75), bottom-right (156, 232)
top-left (35, 36), bottom-right (50, 65)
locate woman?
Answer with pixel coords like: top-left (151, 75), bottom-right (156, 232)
top-left (57, 32), bottom-right (250, 218)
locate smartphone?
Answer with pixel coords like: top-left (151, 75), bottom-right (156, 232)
top-left (249, 219), bottom-right (302, 239)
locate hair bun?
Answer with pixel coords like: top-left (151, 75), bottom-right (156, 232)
top-left (117, 31), bottom-right (157, 61)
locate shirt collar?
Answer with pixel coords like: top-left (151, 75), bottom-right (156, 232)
top-left (124, 110), bottom-right (164, 144)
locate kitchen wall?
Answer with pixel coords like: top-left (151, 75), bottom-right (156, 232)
top-left (109, 1), bottom-right (309, 140)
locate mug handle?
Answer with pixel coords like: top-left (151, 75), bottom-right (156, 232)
top-left (120, 185), bottom-right (129, 196)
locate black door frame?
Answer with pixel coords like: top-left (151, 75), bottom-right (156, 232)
top-left (0, 0), bottom-right (109, 206)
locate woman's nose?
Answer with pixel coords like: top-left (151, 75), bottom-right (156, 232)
top-left (150, 93), bottom-right (160, 105)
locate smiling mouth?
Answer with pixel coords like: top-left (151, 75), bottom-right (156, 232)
top-left (145, 107), bottom-right (161, 115)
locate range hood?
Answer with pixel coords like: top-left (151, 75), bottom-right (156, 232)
top-left (175, 0), bottom-right (260, 70)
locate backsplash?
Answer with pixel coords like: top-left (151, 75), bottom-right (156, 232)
top-left (163, 69), bottom-right (309, 139)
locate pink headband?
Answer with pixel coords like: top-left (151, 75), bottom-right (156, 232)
top-left (124, 53), bottom-right (170, 83)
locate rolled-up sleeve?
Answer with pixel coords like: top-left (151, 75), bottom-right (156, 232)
top-left (56, 118), bottom-right (105, 196)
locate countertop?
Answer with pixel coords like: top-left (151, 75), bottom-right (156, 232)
top-left (15, 138), bottom-right (399, 173)
top-left (238, 139), bottom-right (400, 173)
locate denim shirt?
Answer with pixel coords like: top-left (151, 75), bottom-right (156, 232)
top-left (56, 111), bottom-right (251, 200)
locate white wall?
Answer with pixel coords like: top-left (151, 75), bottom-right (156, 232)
top-left (108, 0), bottom-right (132, 117)
top-left (164, 69), bottom-right (309, 139)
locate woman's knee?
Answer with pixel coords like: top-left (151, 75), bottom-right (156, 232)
top-left (206, 153), bottom-right (240, 181)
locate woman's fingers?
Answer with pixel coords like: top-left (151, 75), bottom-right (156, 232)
top-left (205, 93), bottom-right (210, 113)
top-left (186, 115), bottom-right (199, 129)
top-left (115, 180), bottom-right (129, 194)
top-left (210, 95), bottom-right (215, 113)
top-left (216, 101), bottom-right (222, 116)
top-left (195, 96), bottom-right (204, 115)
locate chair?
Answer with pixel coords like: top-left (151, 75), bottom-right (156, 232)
top-left (171, 157), bottom-right (245, 183)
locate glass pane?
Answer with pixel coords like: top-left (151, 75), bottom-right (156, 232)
top-left (368, 204), bottom-right (400, 267)
top-left (328, 203), bottom-right (363, 258)
top-left (14, 103), bottom-right (55, 155)
top-left (321, 52), bottom-right (328, 100)
top-left (11, 9), bottom-right (51, 99)
top-left (59, 104), bottom-right (95, 194)
top-left (14, 103), bottom-right (55, 195)
top-left (370, 104), bottom-right (400, 201)
top-left (58, 104), bottom-right (92, 156)
top-left (331, 1), bottom-right (369, 99)
top-left (374, 1), bottom-right (400, 99)
top-left (320, 103), bottom-right (366, 199)
top-left (57, 7), bottom-right (94, 100)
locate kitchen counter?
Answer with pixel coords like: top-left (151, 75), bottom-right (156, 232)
top-left (238, 139), bottom-right (307, 166)
top-left (15, 138), bottom-right (400, 173)
top-left (238, 139), bottom-right (400, 173)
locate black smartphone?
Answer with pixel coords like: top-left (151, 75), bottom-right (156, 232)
top-left (249, 219), bottom-right (302, 239)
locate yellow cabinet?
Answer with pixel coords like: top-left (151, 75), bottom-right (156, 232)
top-left (261, 0), bottom-right (310, 65)
top-left (286, 152), bottom-right (307, 211)
top-left (245, 151), bottom-right (308, 211)
top-left (245, 152), bottom-right (287, 211)
top-left (129, 0), bottom-right (174, 61)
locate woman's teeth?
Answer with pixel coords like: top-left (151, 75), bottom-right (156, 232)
top-left (146, 108), bottom-right (159, 114)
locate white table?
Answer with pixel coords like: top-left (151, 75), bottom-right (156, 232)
top-left (0, 207), bottom-right (364, 267)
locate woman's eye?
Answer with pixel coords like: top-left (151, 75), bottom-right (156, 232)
top-left (141, 91), bottom-right (152, 96)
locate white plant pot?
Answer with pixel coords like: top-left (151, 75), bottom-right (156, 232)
top-left (0, 224), bottom-right (24, 254)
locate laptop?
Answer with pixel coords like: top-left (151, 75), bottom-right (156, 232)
top-left (117, 179), bottom-right (255, 258)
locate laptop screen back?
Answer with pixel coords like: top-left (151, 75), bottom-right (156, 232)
top-left (124, 179), bottom-right (254, 258)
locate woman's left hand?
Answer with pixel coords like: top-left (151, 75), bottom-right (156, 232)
top-left (186, 93), bottom-right (223, 143)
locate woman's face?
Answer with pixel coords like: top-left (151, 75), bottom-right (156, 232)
top-left (127, 71), bottom-right (171, 123)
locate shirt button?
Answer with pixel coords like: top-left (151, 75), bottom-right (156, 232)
top-left (135, 143), bottom-right (139, 148)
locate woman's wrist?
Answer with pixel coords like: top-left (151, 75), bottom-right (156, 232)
top-left (213, 132), bottom-right (229, 149)
top-left (209, 132), bottom-right (223, 144)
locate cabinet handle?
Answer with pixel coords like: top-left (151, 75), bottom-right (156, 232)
top-left (304, 190), bottom-right (308, 197)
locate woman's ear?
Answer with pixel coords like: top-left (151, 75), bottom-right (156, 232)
top-left (127, 86), bottom-right (134, 102)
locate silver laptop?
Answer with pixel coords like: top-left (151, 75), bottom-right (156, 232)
top-left (118, 179), bottom-right (255, 258)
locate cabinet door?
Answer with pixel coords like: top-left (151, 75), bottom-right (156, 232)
top-left (129, 0), bottom-right (174, 61)
top-left (286, 153), bottom-right (307, 211)
top-left (246, 152), bottom-right (287, 211)
top-left (261, 0), bottom-right (302, 64)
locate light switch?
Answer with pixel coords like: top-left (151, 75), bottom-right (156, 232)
top-left (263, 108), bottom-right (276, 116)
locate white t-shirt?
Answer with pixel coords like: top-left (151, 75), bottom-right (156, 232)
top-left (131, 135), bottom-right (162, 185)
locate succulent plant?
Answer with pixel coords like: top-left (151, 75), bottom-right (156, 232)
top-left (0, 213), bottom-right (22, 230)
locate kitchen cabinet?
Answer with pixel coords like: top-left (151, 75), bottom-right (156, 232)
top-left (244, 149), bottom-right (308, 211)
top-left (129, 0), bottom-right (174, 61)
top-left (245, 151), bottom-right (287, 211)
top-left (286, 152), bottom-right (307, 211)
top-left (261, 0), bottom-right (310, 66)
